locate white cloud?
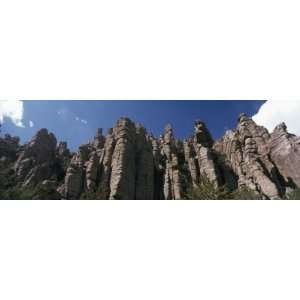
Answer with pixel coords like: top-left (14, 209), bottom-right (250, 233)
top-left (57, 109), bottom-right (70, 122)
top-left (58, 110), bottom-right (88, 125)
top-left (253, 101), bottom-right (300, 135)
top-left (0, 100), bottom-right (24, 127)
top-left (75, 116), bottom-right (87, 125)
top-left (29, 120), bottom-right (34, 128)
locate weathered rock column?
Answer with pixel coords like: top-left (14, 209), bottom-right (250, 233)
top-left (192, 120), bottom-right (220, 187)
top-left (269, 122), bottom-right (300, 187)
top-left (109, 118), bottom-right (137, 200)
top-left (161, 124), bottom-right (183, 200)
top-left (183, 139), bottom-right (199, 187)
top-left (14, 128), bottom-right (57, 186)
top-left (135, 124), bottom-right (154, 200)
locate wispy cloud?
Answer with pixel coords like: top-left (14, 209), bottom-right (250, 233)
top-left (57, 109), bottom-right (68, 117)
top-left (0, 100), bottom-right (24, 127)
top-left (29, 120), bottom-right (34, 128)
top-left (57, 108), bottom-right (88, 126)
top-left (75, 116), bottom-right (88, 125)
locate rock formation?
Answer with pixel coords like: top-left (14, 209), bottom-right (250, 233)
top-left (14, 128), bottom-right (58, 186)
top-left (160, 124), bottom-right (183, 200)
top-left (214, 114), bottom-right (284, 199)
top-left (269, 123), bottom-right (300, 188)
top-left (1, 113), bottom-right (300, 199)
top-left (109, 118), bottom-right (137, 199)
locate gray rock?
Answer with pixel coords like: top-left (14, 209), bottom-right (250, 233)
top-left (214, 114), bottom-right (281, 199)
top-left (14, 129), bottom-right (57, 186)
top-left (160, 124), bottom-right (183, 200)
top-left (4, 114), bottom-right (300, 200)
top-left (109, 118), bottom-right (137, 199)
top-left (269, 123), bottom-right (300, 187)
top-left (64, 157), bottom-right (83, 199)
top-left (86, 151), bottom-right (99, 191)
top-left (135, 124), bottom-right (154, 200)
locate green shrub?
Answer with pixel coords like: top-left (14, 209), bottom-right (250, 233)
top-left (229, 188), bottom-right (262, 200)
top-left (80, 188), bottom-right (107, 200)
top-left (185, 176), bottom-right (231, 200)
top-left (284, 188), bottom-right (300, 200)
top-left (185, 175), bottom-right (263, 200)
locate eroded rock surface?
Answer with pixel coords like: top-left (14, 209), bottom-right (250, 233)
top-left (269, 123), bottom-right (300, 187)
top-left (214, 114), bottom-right (283, 199)
top-left (1, 114), bottom-right (300, 199)
top-left (14, 128), bottom-right (58, 186)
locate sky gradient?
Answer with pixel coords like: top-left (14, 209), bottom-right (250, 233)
top-left (1, 100), bottom-right (265, 151)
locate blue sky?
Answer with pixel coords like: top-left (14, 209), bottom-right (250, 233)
top-left (1, 100), bottom-right (265, 151)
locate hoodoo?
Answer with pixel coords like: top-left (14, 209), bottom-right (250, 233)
top-left (1, 114), bottom-right (300, 199)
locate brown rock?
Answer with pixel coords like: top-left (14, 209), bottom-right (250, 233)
top-left (14, 129), bottom-right (57, 186)
top-left (188, 120), bottom-right (220, 188)
top-left (183, 139), bottom-right (199, 186)
top-left (85, 151), bottom-right (99, 191)
top-left (214, 115), bottom-right (281, 199)
top-left (64, 157), bottom-right (83, 199)
top-left (4, 114), bottom-right (300, 200)
top-left (135, 124), bottom-right (154, 200)
top-left (161, 124), bottom-right (183, 200)
top-left (57, 142), bottom-right (70, 157)
top-left (109, 118), bottom-right (137, 199)
top-left (98, 128), bottom-right (116, 198)
top-left (269, 122), bottom-right (300, 187)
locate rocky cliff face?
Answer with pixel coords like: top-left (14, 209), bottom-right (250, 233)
top-left (214, 114), bottom-right (282, 199)
top-left (1, 114), bottom-right (300, 199)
